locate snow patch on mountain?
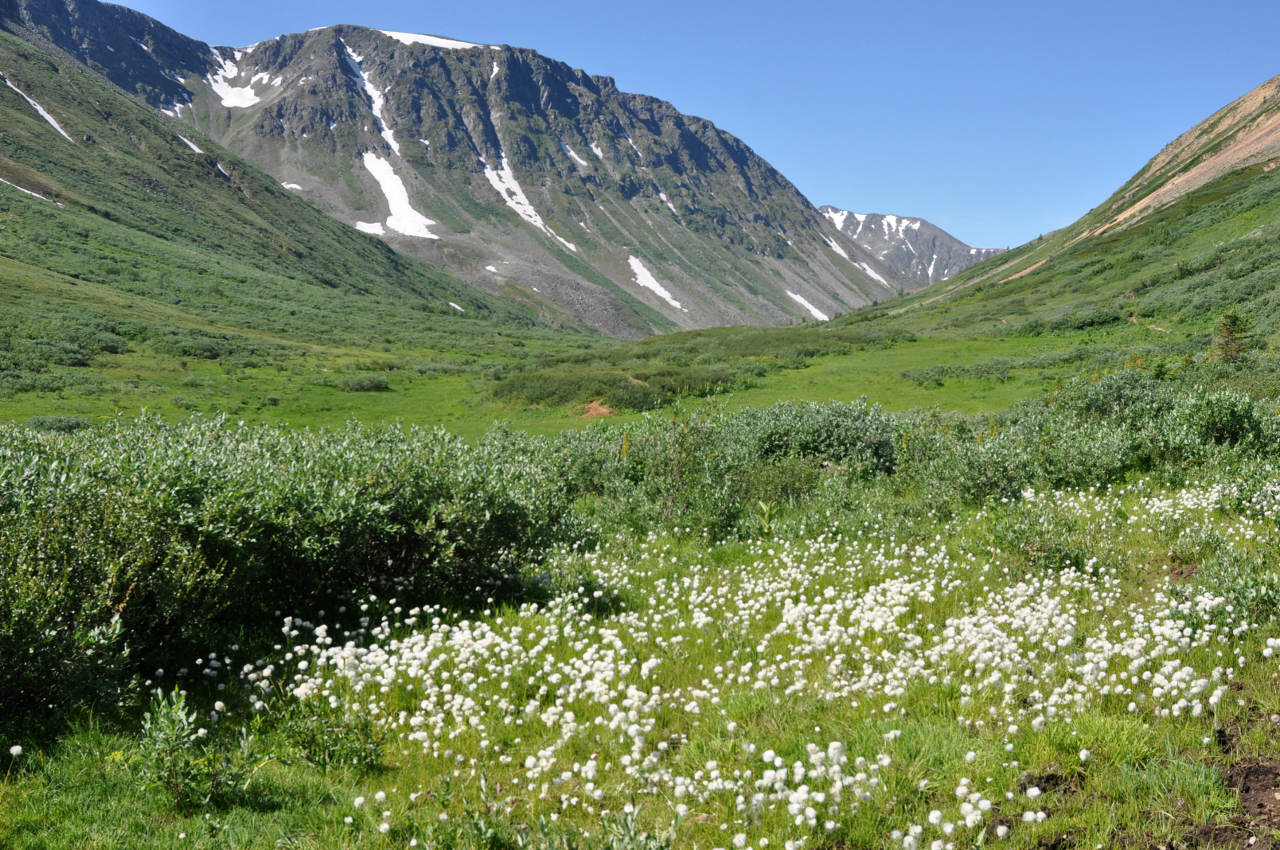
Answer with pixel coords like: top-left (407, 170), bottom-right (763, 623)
top-left (207, 53), bottom-right (261, 108)
top-left (658, 191), bottom-right (677, 214)
top-left (355, 221), bottom-right (385, 234)
top-left (786, 290), bottom-right (829, 321)
top-left (0, 176), bottom-right (51, 202)
top-left (341, 40), bottom-right (399, 155)
top-left (822, 235), bottom-right (849, 260)
top-left (589, 142), bottom-right (604, 160)
top-left (881, 214), bottom-right (920, 240)
top-left (361, 152), bottom-right (439, 239)
top-left (856, 261), bottom-right (889, 286)
top-left (176, 134), bottom-right (203, 153)
top-left (482, 155), bottom-right (577, 252)
top-left (822, 208), bottom-right (849, 232)
top-left (561, 143), bottom-right (589, 168)
top-left (379, 31), bottom-right (485, 50)
top-left (1, 72), bottom-right (74, 142)
top-left (282, 182), bottom-right (303, 190)
top-left (627, 256), bottom-right (685, 311)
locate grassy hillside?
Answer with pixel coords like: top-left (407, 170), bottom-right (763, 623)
top-left (0, 30), bottom-right (611, 427)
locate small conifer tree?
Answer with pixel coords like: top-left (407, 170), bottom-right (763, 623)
top-left (1214, 309), bottom-right (1254, 363)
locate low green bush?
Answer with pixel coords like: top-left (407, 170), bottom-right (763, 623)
top-left (336, 373), bottom-right (390, 392)
top-left (0, 416), bottom-right (580, 735)
top-left (138, 687), bottom-right (263, 811)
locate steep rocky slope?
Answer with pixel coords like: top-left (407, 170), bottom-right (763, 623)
top-left (0, 24), bottom-right (539, 371)
top-left (2, 0), bottom-right (919, 336)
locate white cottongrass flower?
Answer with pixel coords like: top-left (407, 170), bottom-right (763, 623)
top-left (8, 745), bottom-right (21, 757)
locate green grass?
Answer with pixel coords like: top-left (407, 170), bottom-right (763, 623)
top-left (0, 323), bottom-right (1186, 437)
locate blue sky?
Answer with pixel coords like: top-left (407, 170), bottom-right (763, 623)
top-left (125, 0), bottom-right (1280, 248)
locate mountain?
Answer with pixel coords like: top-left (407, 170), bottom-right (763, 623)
top-left (0, 20), bottom-right (554, 398)
top-left (819, 207), bottom-right (1001, 287)
top-left (2, 0), bottom-right (918, 336)
top-left (867, 71), bottom-right (1280, 337)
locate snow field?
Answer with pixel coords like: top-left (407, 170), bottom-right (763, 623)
top-left (340, 40), bottom-right (400, 155)
top-left (360, 152), bottom-right (439, 239)
top-left (786, 291), bottom-right (829, 321)
top-left (482, 155), bottom-right (577, 252)
top-left (206, 53), bottom-right (262, 108)
top-left (627, 256), bottom-right (685, 311)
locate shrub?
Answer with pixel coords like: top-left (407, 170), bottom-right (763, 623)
top-left (1191, 549), bottom-right (1280, 625)
top-left (1171, 387), bottom-right (1262, 446)
top-left (0, 417), bottom-right (580, 732)
top-left (24, 414), bottom-right (93, 432)
top-left (138, 687), bottom-right (261, 811)
top-left (337, 373), bottom-right (390, 392)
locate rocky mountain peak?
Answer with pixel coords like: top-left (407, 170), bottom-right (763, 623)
top-left (820, 206), bottom-right (1001, 287)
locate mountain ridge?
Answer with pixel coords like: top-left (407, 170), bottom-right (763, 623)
top-left (2, 0), bottom-right (926, 336)
top-left (819, 206), bottom-right (1001, 287)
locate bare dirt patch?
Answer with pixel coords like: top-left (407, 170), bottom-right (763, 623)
top-left (582, 398), bottom-right (614, 419)
top-left (1022, 769), bottom-right (1078, 796)
top-left (1227, 759), bottom-right (1280, 835)
top-left (1169, 761), bottom-right (1280, 849)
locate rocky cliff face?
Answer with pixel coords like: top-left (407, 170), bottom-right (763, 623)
top-left (820, 207), bottom-right (1002, 288)
top-left (3, 0), bottom-right (923, 336)
top-left (0, 0), bottom-right (214, 107)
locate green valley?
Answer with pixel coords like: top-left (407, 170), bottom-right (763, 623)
top-left (5, 1), bottom-right (1280, 849)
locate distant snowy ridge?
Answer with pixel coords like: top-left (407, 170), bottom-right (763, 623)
top-left (822, 206), bottom-right (1001, 287)
top-left (378, 31), bottom-right (491, 50)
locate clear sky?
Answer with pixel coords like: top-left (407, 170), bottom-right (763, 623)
top-left (122, 0), bottom-right (1280, 249)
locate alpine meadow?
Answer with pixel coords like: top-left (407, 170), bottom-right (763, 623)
top-left (6, 2), bottom-right (1280, 849)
